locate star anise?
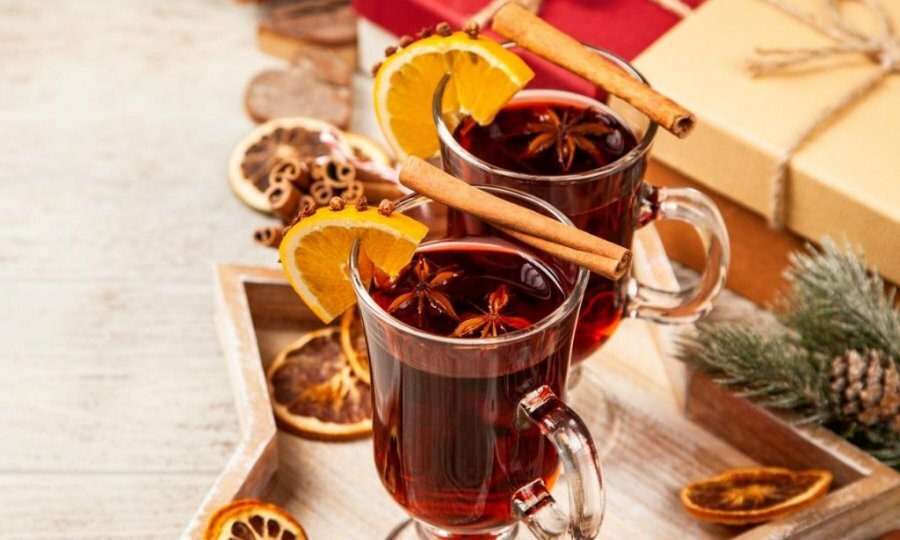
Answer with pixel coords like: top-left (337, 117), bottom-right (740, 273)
top-left (521, 107), bottom-right (612, 172)
top-left (451, 285), bottom-right (532, 338)
top-left (387, 256), bottom-right (460, 325)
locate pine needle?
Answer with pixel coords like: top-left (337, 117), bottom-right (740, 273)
top-left (677, 237), bottom-right (900, 470)
top-left (778, 238), bottom-right (900, 361)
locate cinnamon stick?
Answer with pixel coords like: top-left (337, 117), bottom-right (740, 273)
top-left (253, 226), bottom-right (284, 248)
top-left (266, 182), bottom-right (301, 223)
top-left (398, 157), bottom-right (631, 280)
top-left (492, 3), bottom-right (696, 138)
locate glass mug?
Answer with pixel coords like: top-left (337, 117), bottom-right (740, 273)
top-left (434, 46), bottom-right (730, 364)
top-left (350, 187), bottom-right (604, 539)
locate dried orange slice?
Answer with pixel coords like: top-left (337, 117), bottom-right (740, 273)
top-left (204, 499), bottom-right (306, 540)
top-left (228, 117), bottom-right (350, 212)
top-left (279, 203), bottom-right (428, 323)
top-left (680, 467), bottom-right (833, 525)
top-left (340, 308), bottom-right (370, 385)
top-left (345, 131), bottom-right (393, 166)
top-left (373, 30), bottom-right (534, 159)
top-left (267, 327), bottom-right (371, 439)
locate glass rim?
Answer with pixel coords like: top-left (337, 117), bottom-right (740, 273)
top-left (348, 185), bottom-right (589, 347)
top-left (433, 43), bottom-right (658, 185)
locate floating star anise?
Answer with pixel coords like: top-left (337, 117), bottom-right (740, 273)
top-left (521, 107), bottom-right (612, 172)
top-left (451, 285), bottom-right (532, 338)
top-left (388, 256), bottom-right (460, 325)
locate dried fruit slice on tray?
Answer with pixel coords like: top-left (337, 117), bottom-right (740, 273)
top-left (279, 200), bottom-right (428, 323)
top-left (267, 327), bottom-right (371, 439)
top-left (373, 27), bottom-right (534, 159)
top-left (204, 499), bottom-right (306, 540)
top-left (340, 308), bottom-right (370, 385)
top-left (229, 117), bottom-right (350, 212)
top-left (680, 467), bottom-right (833, 525)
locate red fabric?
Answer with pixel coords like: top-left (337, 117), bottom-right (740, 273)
top-left (354, 0), bottom-right (703, 92)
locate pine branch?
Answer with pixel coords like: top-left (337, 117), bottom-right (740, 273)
top-left (778, 238), bottom-right (900, 361)
top-left (677, 324), bottom-right (830, 421)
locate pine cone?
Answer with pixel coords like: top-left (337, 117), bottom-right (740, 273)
top-left (829, 349), bottom-right (900, 433)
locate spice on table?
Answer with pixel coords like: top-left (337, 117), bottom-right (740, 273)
top-left (230, 118), bottom-right (339, 213)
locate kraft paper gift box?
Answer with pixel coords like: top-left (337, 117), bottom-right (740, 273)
top-left (633, 0), bottom-right (900, 300)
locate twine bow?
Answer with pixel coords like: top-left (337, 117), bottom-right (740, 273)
top-left (748, 0), bottom-right (900, 228)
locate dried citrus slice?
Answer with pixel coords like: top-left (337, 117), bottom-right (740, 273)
top-left (345, 131), bottom-right (393, 166)
top-left (204, 499), bottom-right (306, 540)
top-left (373, 30), bottom-right (534, 159)
top-left (340, 308), bottom-right (370, 385)
top-left (267, 327), bottom-right (371, 439)
top-left (680, 467), bottom-right (833, 525)
top-left (279, 203), bottom-right (428, 323)
top-left (228, 117), bottom-right (349, 212)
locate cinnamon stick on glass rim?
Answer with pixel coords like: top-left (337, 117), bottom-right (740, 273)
top-left (492, 2), bottom-right (696, 138)
top-left (399, 157), bottom-right (631, 280)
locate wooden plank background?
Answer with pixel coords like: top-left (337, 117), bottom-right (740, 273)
top-left (0, 1), bottom-right (771, 538)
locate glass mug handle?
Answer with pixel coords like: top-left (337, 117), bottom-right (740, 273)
top-left (627, 185), bottom-right (730, 323)
top-left (512, 386), bottom-right (604, 539)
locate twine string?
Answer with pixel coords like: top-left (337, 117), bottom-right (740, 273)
top-left (750, 0), bottom-right (899, 228)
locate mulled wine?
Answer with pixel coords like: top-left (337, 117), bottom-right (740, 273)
top-left (366, 240), bottom-right (569, 533)
top-left (451, 98), bottom-right (644, 360)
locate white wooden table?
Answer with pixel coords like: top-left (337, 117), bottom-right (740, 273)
top-left (0, 2), bottom-right (762, 538)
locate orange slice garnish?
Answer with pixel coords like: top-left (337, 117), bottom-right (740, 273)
top-left (373, 30), bottom-right (534, 159)
top-left (204, 499), bottom-right (306, 540)
top-left (680, 467), bottom-right (833, 525)
top-left (267, 327), bottom-right (371, 440)
top-left (279, 203), bottom-right (428, 324)
top-left (340, 308), bottom-right (370, 385)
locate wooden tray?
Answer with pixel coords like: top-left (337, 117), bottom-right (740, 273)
top-left (182, 231), bottom-right (900, 539)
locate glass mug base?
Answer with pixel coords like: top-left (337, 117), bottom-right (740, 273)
top-left (386, 519), bottom-right (519, 540)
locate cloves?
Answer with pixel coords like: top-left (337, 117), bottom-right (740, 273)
top-left (436, 22), bottom-right (452, 37)
top-left (329, 196), bottom-right (345, 211)
top-left (300, 202), bottom-right (317, 218)
top-left (463, 21), bottom-right (480, 39)
top-left (356, 196), bottom-right (368, 212)
top-left (378, 199), bottom-right (395, 216)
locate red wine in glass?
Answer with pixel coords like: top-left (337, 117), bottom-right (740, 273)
top-left (367, 240), bottom-right (568, 533)
top-left (453, 99), bottom-right (642, 361)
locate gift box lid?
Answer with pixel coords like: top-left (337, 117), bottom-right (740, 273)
top-left (634, 0), bottom-right (900, 284)
top-left (354, 0), bottom-right (703, 92)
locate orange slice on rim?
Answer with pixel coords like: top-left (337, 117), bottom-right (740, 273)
top-left (680, 467), bottom-right (833, 525)
top-left (373, 30), bottom-right (534, 159)
top-left (204, 499), bottom-right (306, 540)
top-left (279, 203), bottom-right (428, 324)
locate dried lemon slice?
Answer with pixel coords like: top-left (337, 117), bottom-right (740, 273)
top-left (340, 308), bottom-right (370, 385)
top-left (279, 203), bottom-right (428, 324)
top-left (373, 30), bottom-right (534, 159)
top-left (680, 467), bottom-right (833, 525)
top-left (267, 327), bottom-right (371, 440)
top-left (204, 499), bottom-right (306, 540)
